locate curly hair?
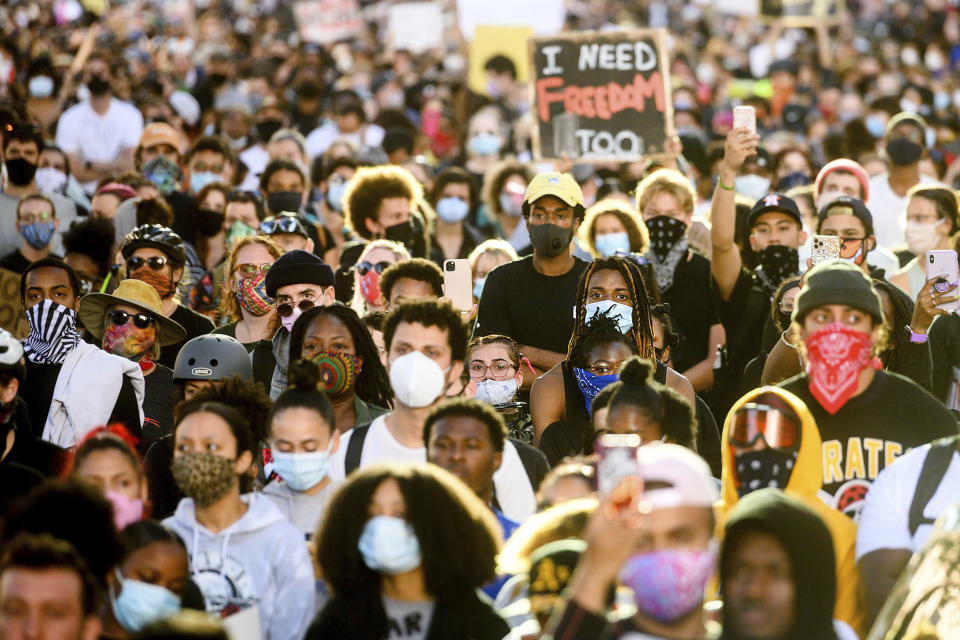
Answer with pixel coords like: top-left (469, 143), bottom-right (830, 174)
top-left (605, 357), bottom-right (696, 448)
top-left (62, 217), bottom-right (116, 278)
top-left (580, 198), bottom-right (649, 257)
top-left (288, 303), bottom-right (393, 409)
top-left (174, 378), bottom-right (272, 449)
top-left (569, 313), bottom-right (636, 369)
top-left (568, 256), bottom-right (655, 360)
top-left (429, 167), bottom-right (478, 211)
top-left (343, 165), bottom-right (423, 240)
top-left (383, 298), bottom-right (468, 363)
top-left (649, 301), bottom-right (680, 360)
top-left (423, 398), bottom-right (507, 452)
top-left (317, 463), bottom-right (502, 603)
top-left (378, 258), bottom-right (444, 304)
top-left (634, 168), bottom-right (696, 216)
top-left (217, 234), bottom-right (284, 323)
top-left (271, 360), bottom-right (337, 434)
top-left (481, 160), bottom-right (533, 219)
top-left (0, 533), bottom-right (100, 616)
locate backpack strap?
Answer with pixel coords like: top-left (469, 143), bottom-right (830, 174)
top-left (344, 422), bottom-right (371, 476)
top-left (908, 435), bottom-right (960, 536)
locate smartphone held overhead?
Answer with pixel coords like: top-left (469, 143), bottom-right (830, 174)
top-left (733, 105), bottom-right (756, 134)
top-left (443, 259), bottom-right (473, 311)
top-left (927, 250), bottom-right (960, 313)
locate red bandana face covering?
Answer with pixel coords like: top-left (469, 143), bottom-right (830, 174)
top-left (805, 322), bottom-right (877, 414)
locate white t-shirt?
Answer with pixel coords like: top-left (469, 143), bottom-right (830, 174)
top-left (305, 121), bottom-right (385, 159)
top-left (856, 442), bottom-right (960, 560)
top-left (239, 144), bottom-right (270, 192)
top-left (867, 173), bottom-right (938, 251)
top-left (55, 98), bottom-right (144, 193)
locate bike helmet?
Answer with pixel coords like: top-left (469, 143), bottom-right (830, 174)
top-left (120, 224), bottom-right (187, 265)
top-left (173, 334), bottom-right (253, 381)
top-left (0, 329), bottom-right (25, 384)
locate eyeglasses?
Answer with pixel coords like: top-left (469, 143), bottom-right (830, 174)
top-left (18, 210), bottom-right (54, 224)
top-left (729, 403), bottom-right (799, 450)
top-left (127, 256), bottom-right (168, 271)
top-left (260, 217), bottom-right (305, 235)
top-left (106, 309), bottom-right (155, 329)
top-left (277, 299), bottom-right (314, 317)
top-left (236, 263), bottom-right (272, 278)
top-left (468, 360), bottom-right (517, 380)
top-left (356, 261), bottom-right (391, 276)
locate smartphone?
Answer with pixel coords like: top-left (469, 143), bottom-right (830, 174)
top-left (733, 105), bottom-right (756, 134)
top-left (443, 259), bottom-right (473, 311)
top-left (594, 434), bottom-right (642, 497)
top-left (811, 235), bottom-right (842, 266)
top-left (928, 250), bottom-right (960, 312)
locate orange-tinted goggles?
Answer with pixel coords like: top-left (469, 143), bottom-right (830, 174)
top-left (729, 403), bottom-right (799, 450)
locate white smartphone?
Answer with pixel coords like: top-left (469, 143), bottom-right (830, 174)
top-left (443, 259), bottom-right (473, 311)
top-left (733, 105), bottom-right (756, 134)
top-left (811, 235), bottom-right (842, 266)
top-left (927, 250), bottom-right (960, 312)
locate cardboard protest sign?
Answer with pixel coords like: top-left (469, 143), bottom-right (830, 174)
top-left (529, 29), bottom-right (674, 162)
top-left (389, 2), bottom-right (444, 53)
top-left (468, 25), bottom-right (533, 96)
top-left (293, 0), bottom-right (363, 44)
top-left (760, 0), bottom-right (842, 26)
top-left (0, 269), bottom-right (28, 339)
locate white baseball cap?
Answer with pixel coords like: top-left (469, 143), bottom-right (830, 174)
top-left (637, 443), bottom-right (718, 510)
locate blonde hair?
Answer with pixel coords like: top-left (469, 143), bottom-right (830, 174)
top-left (468, 239), bottom-right (519, 271)
top-left (217, 235), bottom-right (284, 323)
top-left (349, 239), bottom-right (412, 315)
top-left (579, 198), bottom-right (649, 257)
top-left (634, 168), bottom-right (696, 217)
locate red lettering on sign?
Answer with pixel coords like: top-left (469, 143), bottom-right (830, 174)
top-left (536, 72), bottom-right (665, 122)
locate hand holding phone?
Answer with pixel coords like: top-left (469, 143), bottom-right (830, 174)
top-left (733, 106), bottom-right (756, 134)
top-left (927, 250), bottom-right (960, 313)
top-left (811, 235), bottom-right (842, 267)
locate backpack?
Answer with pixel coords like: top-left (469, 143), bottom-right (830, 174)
top-left (344, 422), bottom-right (372, 476)
top-left (908, 435), bottom-right (960, 536)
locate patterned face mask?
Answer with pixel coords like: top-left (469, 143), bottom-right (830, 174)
top-left (804, 321), bottom-right (876, 414)
top-left (618, 547), bottom-right (716, 623)
top-left (143, 155), bottom-right (180, 195)
top-left (23, 299), bottom-right (81, 365)
top-left (170, 452), bottom-right (236, 507)
top-left (309, 351), bottom-right (360, 397)
top-left (235, 273), bottom-right (274, 316)
top-left (131, 267), bottom-right (175, 299)
top-left (103, 317), bottom-right (156, 362)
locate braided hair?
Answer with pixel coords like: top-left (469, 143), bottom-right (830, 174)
top-left (568, 256), bottom-right (655, 360)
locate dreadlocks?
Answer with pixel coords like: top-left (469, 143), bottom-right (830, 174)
top-left (568, 256), bottom-right (655, 361)
top-left (872, 279), bottom-right (914, 368)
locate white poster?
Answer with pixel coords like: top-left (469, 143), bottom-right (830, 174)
top-left (389, 2), bottom-right (445, 52)
top-left (456, 0), bottom-right (565, 40)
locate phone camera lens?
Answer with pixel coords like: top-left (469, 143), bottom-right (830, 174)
top-left (445, 261), bottom-right (455, 271)
top-left (930, 255), bottom-right (935, 264)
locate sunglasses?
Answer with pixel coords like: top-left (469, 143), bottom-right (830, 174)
top-left (106, 309), bottom-right (155, 329)
top-left (126, 256), bottom-right (168, 271)
top-left (729, 403), bottom-right (799, 450)
top-left (356, 261), bottom-right (391, 276)
top-left (277, 299), bottom-right (315, 317)
top-left (236, 263), bottom-right (272, 278)
top-left (260, 217), bottom-right (305, 235)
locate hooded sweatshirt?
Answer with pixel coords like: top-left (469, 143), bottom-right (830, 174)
top-left (718, 387), bottom-right (864, 637)
top-left (720, 489), bottom-right (839, 640)
top-left (164, 492), bottom-right (315, 640)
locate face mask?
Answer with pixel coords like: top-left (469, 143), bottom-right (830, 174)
top-left (23, 299), bottom-right (81, 365)
top-left (499, 193), bottom-right (524, 217)
top-left (226, 135), bottom-right (248, 151)
top-left (572, 367), bottom-right (619, 417)
top-left (103, 320), bottom-right (156, 362)
top-left (475, 378), bottom-right (518, 406)
top-left (735, 174), bottom-right (771, 202)
top-left (5, 157), bottom-right (38, 186)
top-left (756, 246), bottom-right (799, 295)
top-left (170, 452), bottom-right (236, 507)
top-left (839, 237), bottom-right (868, 265)
top-left (209, 73), bottom-right (228, 87)
top-left (805, 321), bottom-right (875, 414)
top-left (468, 132), bottom-right (502, 156)
top-left (111, 569), bottom-right (181, 632)
top-left (271, 439), bottom-right (334, 492)
top-left (886, 137), bottom-right (923, 166)
top-left (105, 490), bottom-right (144, 531)
top-left (389, 350), bottom-right (448, 408)
top-left (584, 300), bottom-right (633, 334)
top-left (734, 449), bottom-right (798, 498)
top-left (226, 220), bottom-right (257, 248)
top-left (19, 221), bottom-right (55, 250)
top-left (359, 269), bottom-right (382, 306)
top-left (472, 276), bottom-right (486, 300)
top-left (529, 223), bottom-right (572, 259)
top-left (280, 305), bottom-right (304, 333)
top-left (326, 181), bottom-right (347, 212)
top-left (189, 171), bottom-right (221, 195)
top-left (87, 75), bottom-right (110, 96)
top-left (132, 267), bottom-right (175, 300)
top-left (899, 97), bottom-right (921, 114)
top-left (776, 171), bottom-right (810, 191)
top-left (256, 119), bottom-right (284, 143)
top-left (143, 156), bottom-right (180, 195)
top-left (435, 197), bottom-right (470, 224)
top-left (358, 515), bottom-right (422, 575)
top-left (28, 75), bottom-right (54, 98)
top-left (934, 93), bottom-right (951, 111)
top-left (646, 216), bottom-right (688, 261)
top-left (905, 219), bottom-right (946, 256)
top-left (267, 191), bottom-right (302, 214)
top-left (235, 273), bottom-right (273, 316)
top-left (865, 114), bottom-right (886, 139)
top-left (196, 209), bottom-right (225, 236)
top-left (384, 219), bottom-right (415, 248)
top-left (618, 547), bottom-right (716, 623)
top-left (309, 351), bottom-right (360, 397)
top-left (34, 167), bottom-right (67, 194)
top-left (594, 231), bottom-right (630, 257)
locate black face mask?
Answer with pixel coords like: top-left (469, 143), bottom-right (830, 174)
top-left (384, 219), bottom-right (414, 248)
top-left (267, 191), bottom-right (302, 215)
top-left (756, 245), bottom-right (799, 294)
top-left (735, 449), bottom-right (797, 498)
top-left (529, 222), bottom-right (572, 258)
top-left (256, 119), bottom-right (284, 143)
top-left (5, 157), bottom-right (38, 186)
top-left (196, 209), bottom-right (225, 236)
top-left (209, 73), bottom-right (228, 87)
top-left (886, 137), bottom-right (923, 166)
top-left (87, 75), bottom-right (110, 96)
top-left (646, 215), bottom-right (688, 261)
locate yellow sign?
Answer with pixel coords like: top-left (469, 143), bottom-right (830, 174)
top-left (468, 25), bottom-right (533, 96)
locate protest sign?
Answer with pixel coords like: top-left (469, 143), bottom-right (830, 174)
top-left (529, 29), bottom-right (674, 162)
top-left (293, 0), bottom-right (363, 44)
top-left (468, 25), bottom-right (533, 96)
top-left (456, 0), bottom-right (564, 40)
top-left (760, 0), bottom-right (842, 26)
top-left (389, 2), bottom-right (444, 53)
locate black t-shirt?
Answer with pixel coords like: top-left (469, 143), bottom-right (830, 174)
top-left (159, 304), bottom-right (215, 369)
top-left (168, 190), bottom-right (197, 246)
top-left (475, 256), bottom-right (588, 355)
top-left (713, 268), bottom-right (770, 371)
top-left (212, 322), bottom-right (258, 353)
top-left (660, 250), bottom-right (719, 373)
top-left (141, 363), bottom-right (176, 452)
top-left (780, 370), bottom-right (958, 519)
top-left (0, 250), bottom-right (31, 274)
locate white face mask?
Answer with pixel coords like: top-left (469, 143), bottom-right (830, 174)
top-left (34, 167), bottom-right (67, 194)
top-left (474, 378), bottom-right (518, 406)
top-left (735, 174), bottom-right (771, 202)
top-left (905, 219), bottom-right (947, 256)
top-left (389, 350), bottom-right (449, 408)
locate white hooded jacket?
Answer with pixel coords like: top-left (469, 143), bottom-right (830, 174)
top-left (164, 493), bottom-right (315, 640)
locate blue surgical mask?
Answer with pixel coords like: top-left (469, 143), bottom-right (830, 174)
top-left (865, 114), bottom-right (886, 139)
top-left (143, 155), bottom-right (180, 195)
top-left (358, 515), bottom-right (422, 575)
top-left (110, 569), bottom-right (181, 632)
top-left (326, 181), bottom-right (347, 212)
top-left (473, 276), bottom-right (486, 300)
top-left (584, 300), bottom-right (633, 333)
top-left (468, 132), bottom-right (502, 156)
top-left (20, 221), bottom-right (55, 250)
top-left (572, 367), bottom-right (619, 417)
top-left (271, 439), bottom-right (334, 492)
top-left (594, 232), bottom-right (630, 257)
top-left (435, 196), bottom-right (470, 223)
top-left (189, 170), bottom-right (220, 195)
top-left (734, 174), bottom-right (771, 202)
top-left (28, 75), bottom-right (55, 98)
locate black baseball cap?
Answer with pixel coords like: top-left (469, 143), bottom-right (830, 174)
top-left (748, 193), bottom-right (803, 228)
top-left (817, 195), bottom-right (874, 236)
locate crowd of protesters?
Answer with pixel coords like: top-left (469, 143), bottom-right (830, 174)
top-left (3, 0), bottom-right (960, 639)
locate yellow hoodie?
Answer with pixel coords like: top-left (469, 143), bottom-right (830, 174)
top-left (717, 386), bottom-right (865, 638)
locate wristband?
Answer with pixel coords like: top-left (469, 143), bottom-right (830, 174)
top-left (907, 325), bottom-right (928, 344)
top-left (718, 176), bottom-right (735, 191)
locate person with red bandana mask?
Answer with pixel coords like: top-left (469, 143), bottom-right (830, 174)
top-left (777, 260), bottom-right (957, 521)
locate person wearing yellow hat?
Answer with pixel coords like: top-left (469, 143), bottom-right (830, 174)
top-left (79, 279), bottom-right (187, 449)
top-left (475, 171), bottom-right (589, 386)
top-left (135, 122), bottom-right (183, 197)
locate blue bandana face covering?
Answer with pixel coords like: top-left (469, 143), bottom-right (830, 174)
top-left (573, 366), bottom-right (619, 416)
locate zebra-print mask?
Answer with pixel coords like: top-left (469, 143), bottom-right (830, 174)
top-left (23, 299), bottom-right (81, 365)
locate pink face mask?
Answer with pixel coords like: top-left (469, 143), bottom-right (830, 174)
top-left (106, 490), bottom-right (144, 531)
top-left (805, 321), bottom-right (878, 414)
top-left (618, 547), bottom-right (716, 623)
top-left (359, 269), bottom-right (382, 306)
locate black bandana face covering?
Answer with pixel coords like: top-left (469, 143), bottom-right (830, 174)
top-left (23, 299), bottom-right (81, 365)
top-left (755, 245), bottom-right (800, 297)
top-left (735, 449), bottom-right (798, 498)
top-left (646, 216), bottom-right (688, 261)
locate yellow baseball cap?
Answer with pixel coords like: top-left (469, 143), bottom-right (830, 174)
top-left (524, 171), bottom-right (584, 207)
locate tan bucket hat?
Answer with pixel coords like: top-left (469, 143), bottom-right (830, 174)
top-left (78, 279), bottom-right (187, 346)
